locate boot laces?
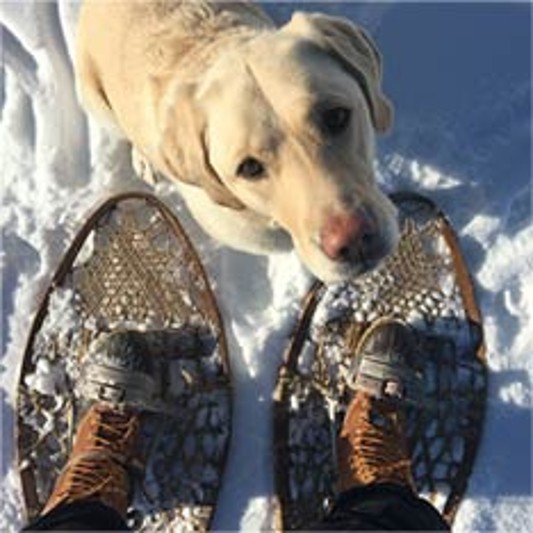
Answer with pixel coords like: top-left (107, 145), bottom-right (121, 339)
top-left (53, 452), bottom-right (129, 503)
top-left (87, 407), bottom-right (140, 458)
top-left (343, 394), bottom-right (413, 487)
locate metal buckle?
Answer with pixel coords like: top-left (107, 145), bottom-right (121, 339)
top-left (382, 378), bottom-right (405, 400)
top-left (98, 383), bottom-right (126, 403)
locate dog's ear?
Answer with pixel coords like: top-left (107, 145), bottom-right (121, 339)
top-left (158, 84), bottom-right (245, 210)
top-left (283, 12), bottom-right (393, 133)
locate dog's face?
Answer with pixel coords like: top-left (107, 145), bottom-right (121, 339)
top-left (160, 13), bottom-right (399, 282)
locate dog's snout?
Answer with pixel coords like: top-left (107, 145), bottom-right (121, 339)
top-left (320, 211), bottom-right (375, 262)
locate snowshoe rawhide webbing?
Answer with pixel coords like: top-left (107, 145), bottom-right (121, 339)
top-left (274, 192), bottom-right (487, 529)
top-left (17, 192), bottom-right (232, 532)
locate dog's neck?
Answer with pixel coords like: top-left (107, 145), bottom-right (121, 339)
top-left (143, 1), bottom-right (274, 81)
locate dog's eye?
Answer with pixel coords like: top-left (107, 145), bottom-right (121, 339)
top-left (236, 157), bottom-right (265, 179)
top-left (321, 107), bottom-right (351, 135)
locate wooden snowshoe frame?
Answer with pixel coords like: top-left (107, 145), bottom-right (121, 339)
top-left (16, 192), bottom-right (232, 531)
top-left (274, 192), bottom-right (487, 529)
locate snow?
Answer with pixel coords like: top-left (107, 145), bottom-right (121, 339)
top-left (1, 1), bottom-right (531, 532)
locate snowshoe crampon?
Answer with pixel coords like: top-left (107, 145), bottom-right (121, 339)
top-left (274, 192), bottom-right (487, 528)
top-left (16, 192), bottom-right (232, 531)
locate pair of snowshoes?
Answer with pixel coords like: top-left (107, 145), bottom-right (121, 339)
top-left (16, 191), bottom-right (487, 530)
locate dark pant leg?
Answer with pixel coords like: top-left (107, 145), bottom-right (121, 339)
top-left (23, 500), bottom-right (129, 531)
top-left (306, 483), bottom-right (449, 531)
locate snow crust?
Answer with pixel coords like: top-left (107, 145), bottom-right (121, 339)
top-left (1, 2), bottom-right (531, 532)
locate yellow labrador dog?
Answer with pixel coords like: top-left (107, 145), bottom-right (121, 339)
top-left (76, 0), bottom-right (399, 282)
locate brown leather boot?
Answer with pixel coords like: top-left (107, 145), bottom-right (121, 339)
top-left (337, 318), bottom-right (419, 493)
top-left (41, 403), bottom-right (140, 518)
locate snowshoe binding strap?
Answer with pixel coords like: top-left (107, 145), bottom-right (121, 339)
top-left (346, 318), bottom-right (424, 406)
top-left (77, 329), bottom-right (218, 413)
top-left (78, 331), bottom-right (161, 411)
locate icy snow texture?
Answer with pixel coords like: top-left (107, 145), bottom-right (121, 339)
top-left (1, 2), bottom-right (531, 532)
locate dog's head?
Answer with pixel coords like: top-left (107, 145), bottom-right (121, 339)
top-left (159, 12), bottom-right (399, 282)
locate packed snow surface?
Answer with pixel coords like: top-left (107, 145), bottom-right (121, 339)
top-left (1, 2), bottom-right (531, 531)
